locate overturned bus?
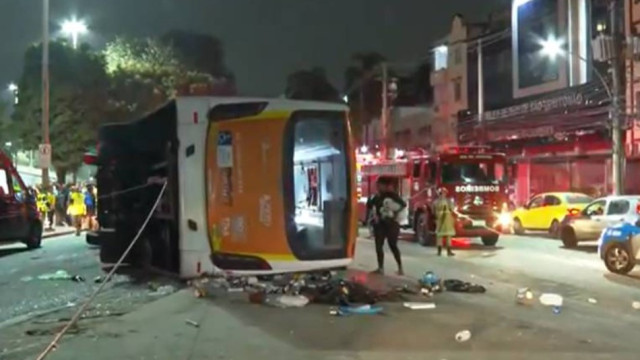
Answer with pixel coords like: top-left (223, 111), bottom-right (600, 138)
top-left (87, 97), bottom-right (357, 278)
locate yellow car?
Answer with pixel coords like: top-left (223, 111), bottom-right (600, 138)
top-left (512, 192), bottom-right (593, 236)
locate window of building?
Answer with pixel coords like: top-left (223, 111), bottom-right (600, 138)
top-left (453, 78), bottom-right (462, 102)
top-left (434, 45), bottom-right (448, 71)
top-left (454, 47), bottom-right (462, 65)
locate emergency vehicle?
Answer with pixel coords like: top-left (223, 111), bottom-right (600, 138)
top-left (357, 146), bottom-right (510, 246)
top-left (86, 97), bottom-right (357, 279)
top-left (0, 150), bottom-right (41, 249)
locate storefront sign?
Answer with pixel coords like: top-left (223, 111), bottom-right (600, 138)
top-left (485, 93), bottom-right (584, 121)
top-left (486, 125), bottom-right (555, 142)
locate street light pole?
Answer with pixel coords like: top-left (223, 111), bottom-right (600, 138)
top-left (42, 0), bottom-right (50, 187)
top-left (477, 38), bottom-right (485, 145)
top-left (380, 62), bottom-right (389, 159)
top-left (609, 0), bottom-right (624, 195)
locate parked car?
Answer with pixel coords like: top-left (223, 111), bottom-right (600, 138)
top-left (560, 195), bottom-right (640, 248)
top-left (0, 152), bottom-right (42, 249)
top-left (512, 192), bottom-right (593, 237)
top-left (597, 220), bottom-right (640, 274)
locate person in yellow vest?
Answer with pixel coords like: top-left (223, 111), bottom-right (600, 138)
top-left (36, 185), bottom-right (55, 230)
top-left (433, 187), bottom-right (456, 257)
top-left (67, 185), bottom-right (86, 236)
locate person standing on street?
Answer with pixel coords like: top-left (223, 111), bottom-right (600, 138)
top-left (67, 185), bottom-right (86, 236)
top-left (366, 177), bottom-right (406, 275)
top-left (433, 187), bottom-right (455, 257)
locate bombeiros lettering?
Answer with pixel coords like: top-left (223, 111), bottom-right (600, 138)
top-left (455, 185), bottom-right (500, 193)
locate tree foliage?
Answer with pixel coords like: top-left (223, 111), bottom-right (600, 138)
top-left (11, 41), bottom-right (110, 179)
top-left (344, 52), bottom-right (385, 140)
top-left (284, 67), bottom-right (341, 103)
top-left (160, 30), bottom-right (236, 95)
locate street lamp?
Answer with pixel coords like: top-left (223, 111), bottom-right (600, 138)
top-left (539, 36), bottom-right (612, 98)
top-left (61, 19), bottom-right (87, 49)
top-left (539, 35), bottom-right (622, 195)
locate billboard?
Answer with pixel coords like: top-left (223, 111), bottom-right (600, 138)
top-left (512, 0), bottom-right (569, 98)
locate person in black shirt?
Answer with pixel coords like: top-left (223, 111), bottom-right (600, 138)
top-left (366, 177), bottom-right (407, 275)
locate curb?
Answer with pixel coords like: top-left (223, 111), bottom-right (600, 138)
top-left (42, 230), bottom-right (79, 239)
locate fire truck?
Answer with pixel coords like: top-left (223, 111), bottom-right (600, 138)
top-left (357, 146), bottom-right (511, 246)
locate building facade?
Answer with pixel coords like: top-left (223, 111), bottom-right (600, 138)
top-left (456, 0), bottom-right (618, 205)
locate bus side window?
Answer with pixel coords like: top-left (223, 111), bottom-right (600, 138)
top-left (412, 161), bottom-right (421, 178)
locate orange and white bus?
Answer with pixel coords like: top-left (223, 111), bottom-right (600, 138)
top-left (88, 97), bottom-right (357, 278)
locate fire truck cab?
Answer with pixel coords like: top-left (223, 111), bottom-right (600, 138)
top-left (358, 146), bottom-right (510, 247)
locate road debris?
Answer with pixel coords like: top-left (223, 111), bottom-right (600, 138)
top-left (443, 279), bottom-right (486, 293)
top-left (632, 301), bottom-right (640, 310)
top-left (539, 293), bottom-right (563, 307)
top-left (149, 285), bottom-right (176, 296)
top-left (334, 304), bottom-right (384, 315)
top-left (267, 295), bottom-right (310, 308)
top-left (36, 270), bottom-right (85, 282)
top-left (515, 288), bottom-right (534, 306)
top-left (455, 330), bottom-right (472, 342)
top-left (588, 298), bottom-right (598, 304)
top-left (403, 302), bottom-right (436, 310)
top-left (185, 319), bottom-right (200, 328)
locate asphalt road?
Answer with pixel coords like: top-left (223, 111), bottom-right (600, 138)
top-left (0, 234), bottom-right (178, 327)
top-left (2, 231), bottom-right (640, 359)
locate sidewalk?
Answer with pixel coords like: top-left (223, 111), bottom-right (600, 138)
top-left (42, 226), bottom-right (77, 239)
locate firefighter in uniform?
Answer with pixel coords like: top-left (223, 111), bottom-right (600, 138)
top-left (433, 187), bottom-right (455, 257)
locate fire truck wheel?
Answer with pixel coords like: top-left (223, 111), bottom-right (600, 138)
top-left (481, 234), bottom-right (499, 246)
top-left (513, 218), bottom-right (525, 235)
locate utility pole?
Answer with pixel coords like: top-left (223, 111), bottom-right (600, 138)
top-left (610, 0), bottom-right (624, 195)
top-left (41, 0), bottom-right (51, 187)
top-left (380, 62), bottom-right (389, 159)
top-left (477, 38), bottom-right (485, 145)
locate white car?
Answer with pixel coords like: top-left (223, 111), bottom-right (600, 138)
top-left (560, 195), bottom-right (640, 248)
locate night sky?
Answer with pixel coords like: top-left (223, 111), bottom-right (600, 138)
top-left (0, 0), bottom-right (506, 96)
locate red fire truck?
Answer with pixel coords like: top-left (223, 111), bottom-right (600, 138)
top-left (357, 146), bottom-right (511, 247)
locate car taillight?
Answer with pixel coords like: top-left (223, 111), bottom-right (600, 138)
top-left (636, 203), bottom-right (640, 215)
top-left (567, 208), bottom-right (580, 216)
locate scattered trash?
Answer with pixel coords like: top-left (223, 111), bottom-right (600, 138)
top-left (337, 304), bottom-right (383, 315)
top-left (587, 298), bottom-right (598, 304)
top-left (248, 291), bottom-right (267, 304)
top-left (36, 270), bottom-right (85, 282)
top-left (149, 285), bottom-right (176, 296)
top-left (420, 271), bottom-right (440, 287)
top-left (420, 288), bottom-right (434, 298)
top-left (443, 279), bottom-right (486, 293)
top-left (455, 330), bottom-right (472, 343)
top-left (632, 301), bottom-right (640, 310)
top-left (403, 302), bottom-right (436, 310)
top-left (227, 287), bottom-right (244, 293)
top-left (481, 252), bottom-right (495, 258)
top-left (268, 295), bottom-right (310, 308)
top-left (552, 306), bottom-right (562, 314)
top-left (515, 288), bottom-right (534, 306)
top-left (539, 293), bottom-right (563, 307)
top-left (185, 319), bottom-right (200, 328)
top-left (193, 288), bottom-right (205, 298)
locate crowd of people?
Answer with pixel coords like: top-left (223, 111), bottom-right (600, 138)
top-left (34, 182), bottom-right (98, 236)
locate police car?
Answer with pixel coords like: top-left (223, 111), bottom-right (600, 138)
top-left (598, 220), bottom-right (640, 275)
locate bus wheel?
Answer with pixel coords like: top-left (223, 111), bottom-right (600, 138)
top-left (481, 234), bottom-right (499, 246)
